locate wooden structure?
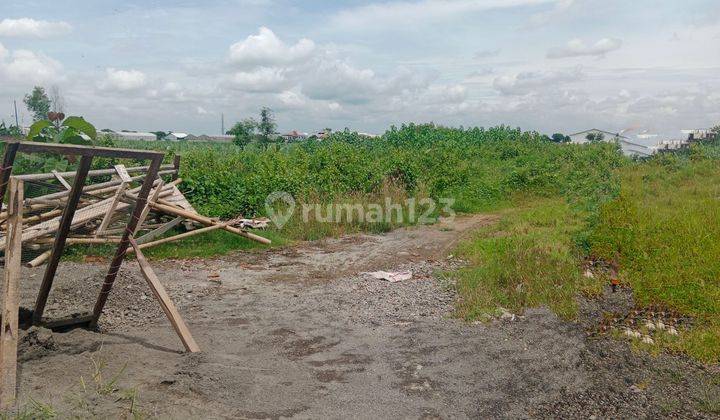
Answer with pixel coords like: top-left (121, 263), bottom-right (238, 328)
top-left (0, 138), bottom-right (270, 408)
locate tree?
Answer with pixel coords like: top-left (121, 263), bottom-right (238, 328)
top-left (49, 85), bottom-right (65, 115)
top-left (24, 86), bottom-right (51, 122)
top-left (551, 133), bottom-right (570, 143)
top-left (227, 118), bottom-right (257, 148)
top-left (258, 107), bottom-right (276, 148)
top-left (151, 131), bottom-right (168, 141)
top-left (27, 115), bottom-right (97, 145)
top-left (586, 132), bottom-right (605, 143)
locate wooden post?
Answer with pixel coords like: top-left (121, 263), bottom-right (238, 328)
top-left (130, 238), bottom-right (200, 353)
top-left (32, 156), bottom-right (93, 325)
top-left (0, 178), bottom-right (23, 408)
top-left (0, 142), bottom-right (19, 216)
top-left (171, 155), bottom-right (180, 181)
top-left (91, 156), bottom-right (163, 328)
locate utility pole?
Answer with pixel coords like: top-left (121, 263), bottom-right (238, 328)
top-left (221, 113), bottom-right (224, 135)
top-left (13, 100), bottom-right (19, 127)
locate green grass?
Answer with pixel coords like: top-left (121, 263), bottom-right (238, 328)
top-left (588, 157), bottom-right (720, 363)
top-left (454, 196), bottom-right (603, 320)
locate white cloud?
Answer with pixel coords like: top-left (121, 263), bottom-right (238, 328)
top-left (493, 68), bottom-right (583, 95)
top-left (0, 18), bottom-right (72, 38)
top-left (196, 106), bottom-right (208, 115)
top-left (228, 27), bottom-right (315, 67)
top-left (301, 60), bottom-right (377, 103)
top-left (331, 0), bottom-right (557, 28)
top-left (228, 67), bottom-right (290, 92)
top-left (474, 48), bottom-right (500, 59)
top-left (0, 46), bottom-right (63, 85)
top-left (547, 38), bottom-right (622, 59)
top-left (100, 68), bottom-right (147, 91)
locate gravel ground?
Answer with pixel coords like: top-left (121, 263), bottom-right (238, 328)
top-left (5, 214), bottom-right (720, 418)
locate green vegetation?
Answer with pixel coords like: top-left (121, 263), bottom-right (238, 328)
top-left (588, 151), bottom-right (720, 362)
top-left (23, 86), bottom-right (51, 122)
top-left (455, 197), bottom-right (601, 321)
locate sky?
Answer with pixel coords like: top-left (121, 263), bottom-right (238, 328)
top-left (0, 0), bottom-right (719, 140)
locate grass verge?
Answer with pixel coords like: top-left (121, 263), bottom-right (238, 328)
top-left (588, 158), bottom-right (720, 364)
top-left (454, 196), bottom-right (603, 321)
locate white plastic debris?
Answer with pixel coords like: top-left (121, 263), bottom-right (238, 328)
top-left (364, 270), bottom-right (413, 283)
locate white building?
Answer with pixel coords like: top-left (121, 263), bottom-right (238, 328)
top-left (568, 128), bottom-right (652, 157)
top-left (165, 132), bottom-right (189, 141)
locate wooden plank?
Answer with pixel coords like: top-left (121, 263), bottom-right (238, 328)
top-left (14, 164), bottom-right (175, 182)
top-left (148, 202), bottom-right (271, 245)
top-left (136, 216), bottom-right (184, 245)
top-left (91, 156), bottom-right (164, 328)
top-left (134, 180), bottom-right (164, 235)
top-left (0, 178), bottom-right (22, 409)
top-left (33, 156), bottom-right (94, 325)
top-left (0, 179), bottom-right (175, 249)
top-left (95, 181), bottom-right (128, 236)
top-left (129, 238), bottom-right (200, 353)
top-left (1, 138), bottom-right (164, 160)
top-left (113, 164), bottom-right (132, 183)
top-left (128, 222), bottom-right (228, 252)
top-left (51, 170), bottom-right (72, 190)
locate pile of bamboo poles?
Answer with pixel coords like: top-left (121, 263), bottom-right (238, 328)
top-left (1, 162), bottom-right (270, 268)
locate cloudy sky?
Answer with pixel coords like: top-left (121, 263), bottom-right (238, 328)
top-left (1, 0), bottom-right (719, 139)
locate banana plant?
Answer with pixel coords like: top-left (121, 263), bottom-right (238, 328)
top-left (26, 114), bottom-right (97, 145)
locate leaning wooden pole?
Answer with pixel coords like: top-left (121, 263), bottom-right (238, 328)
top-left (130, 238), bottom-right (200, 353)
top-left (32, 156), bottom-right (94, 325)
top-left (0, 178), bottom-right (23, 409)
top-left (90, 156), bottom-right (163, 328)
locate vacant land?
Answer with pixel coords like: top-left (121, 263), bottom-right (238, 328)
top-left (11, 216), bottom-right (720, 418)
top-left (4, 125), bottom-right (720, 417)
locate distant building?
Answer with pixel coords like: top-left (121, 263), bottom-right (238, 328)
top-left (568, 128), bottom-right (651, 157)
top-left (281, 130), bottom-right (308, 141)
top-left (165, 132), bottom-right (189, 141)
top-left (101, 129), bottom-right (157, 141)
top-left (681, 129), bottom-right (716, 142)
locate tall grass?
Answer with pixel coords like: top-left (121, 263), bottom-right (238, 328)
top-left (588, 155), bottom-right (720, 363)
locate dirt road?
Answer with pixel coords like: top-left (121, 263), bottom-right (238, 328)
top-left (9, 215), bottom-right (719, 418)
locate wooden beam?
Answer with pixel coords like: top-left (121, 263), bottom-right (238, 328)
top-left (148, 202), bottom-right (271, 245)
top-left (95, 181), bottom-right (128, 236)
top-left (136, 216), bottom-right (184, 245)
top-left (133, 180), bottom-right (164, 235)
top-left (128, 222), bottom-right (228, 252)
top-left (0, 178), bottom-right (23, 409)
top-left (130, 238), bottom-right (200, 353)
top-left (14, 164), bottom-right (175, 182)
top-left (51, 170), bottom-right (72, 190)
top-left (1, 138), bottom-right (164, 160)
top-left (0, 142), bottom-right (19, 217)
top-left (91, 156), bottom-right (164, 328)
top-left (33, 156), bottom-right (94, 325)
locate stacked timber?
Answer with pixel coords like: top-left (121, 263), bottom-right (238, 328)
top-left (0, 162), bottom-right (270, 267)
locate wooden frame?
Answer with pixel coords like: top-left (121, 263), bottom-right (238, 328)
top-left (0, 139), bottom-right (165, 329)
